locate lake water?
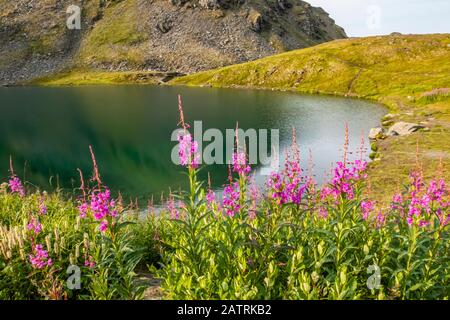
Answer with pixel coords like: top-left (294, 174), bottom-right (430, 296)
top-left (0, 85), bottom-right (385, 203)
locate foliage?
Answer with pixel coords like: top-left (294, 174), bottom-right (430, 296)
top-left (155, 118), bottom-right (450, 300)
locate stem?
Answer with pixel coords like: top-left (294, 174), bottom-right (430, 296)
top-left (402, 225), bottom-right (417, 299)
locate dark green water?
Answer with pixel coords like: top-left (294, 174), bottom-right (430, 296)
top-left (0, 85), bottom-right (385, 202)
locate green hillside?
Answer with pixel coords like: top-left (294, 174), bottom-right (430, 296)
top-left (172, 34), bottom-right (450, 201)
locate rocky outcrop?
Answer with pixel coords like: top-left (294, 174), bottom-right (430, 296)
top-left (387, 122), bottom-right (425, 136)
top-left (0, 0), bottom-right (346, 85)
top-left (369, 127), bottom-right (385, 140)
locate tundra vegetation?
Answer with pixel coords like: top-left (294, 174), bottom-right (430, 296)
top-left (1, 101), bottom-right (449, 300)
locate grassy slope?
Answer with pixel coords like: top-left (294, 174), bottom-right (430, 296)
top-left (172, 34), bottom-right (450, 201)
top-left (76, 0), bottom-right (148, 68)
top-left (34, 0), bottom-right (152, 86)
top-left (34, 70), bottom-right (161, 86)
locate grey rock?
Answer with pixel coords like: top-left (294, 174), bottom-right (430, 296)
top-left (248, 9), bottom-right (264, 32)
top-left (369, 127), bottom-right (385, 140)
top-left (157, 18), bottom-right (173, 34)
top-left (387, 122), bottom-right (425, 136)
top-left (198, 0), bottom-right (220, 9)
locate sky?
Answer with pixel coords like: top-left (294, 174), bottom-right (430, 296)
top-left (306, 0), bottom-right (450, 37)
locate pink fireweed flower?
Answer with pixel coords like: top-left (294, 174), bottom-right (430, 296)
top-left (323, 160), bottom-right (368, 201)
top-left (427, 179), bottom-right (446, 202)
top-left (78, 202), bottom-right (89, 218)
top-left (29, 244), bottom-right (52, 269)
top-left (90, 189), bottom-right (117, 221)
top-left (376, 211), bottom-right (386, 228)
top-left (330, 162), bottom-right (356, 199)
top-left (266, 170), bottom-right (307, 205)
top-left (177, 132), bottom-right (200, 168)
top-left (403, 176), bottom-right (449, 227)
top-left (38, 198), bottom-right (47, 215)
top-left (27, 216), bottom-right (42, 234)
top-left (84, 256), bottom-right (96, 269)
top-left (320, 186), bottom-right (333, 200)
top-left (77, 188), bottom-right (119, 232)
top-left (407, 196), bottom-right (421, 226)
top-left (8, 175), bottom-right (25, 197)
top-left (267, 172), bottom-right (288, 205)
top-left (232, 151), bottom-right (251, 176)
top-left (351, 159), bottom-right (368, 180)
top-left (318, 207), bottom-right (328, 219)
top-left (290, 183), bottom-right (307, 205)
top-left (206, 189), bottom-right (216, 208)
top-left (248, 181), bottom-right (260, 219)
top-left (393, 194), bottom-right (403, 203)
top-left (222, 182), bottom-right (241, 217)
top-left (361, 200), bottom-right (375, 220)
top-left (167, 195), bottom-right (180, 219)
top-left (99, 220), bottom-right (108, 233)
top-left (391, 193), bottom-right (404, 211)
top-left (409, 171), bottom-right (423, 196)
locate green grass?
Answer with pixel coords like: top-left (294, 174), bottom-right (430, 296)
top-left (76, 0), bottom-right (148, 67)
top-left (171, 34), bottom-right (450, 202)
top-left (0, 187), bottom-right (161, 300)
top-left (34, 70), bottom-right (162, 86)
top-left (2, 153), bottom-right (449, 300)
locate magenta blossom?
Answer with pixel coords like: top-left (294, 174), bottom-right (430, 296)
top-left (223, 182), bottom-right (241, 217)
top-left (318, 207), bottom-right (328, 219)
top-left (167, 195), bottom-right (181, 219)
top-left (99, 220), bottom-right (108, 233)
top-left (206, 189), bottom-right (216, 208)
top-left (178, 132), bottom-right (200, 168)
top-left (8, 176), bottom-right (25, 197)
top-left (84, 256), bottom-right (96, 269)
top-left (321, 160), bottom-right (368, 202)
top-left (27, 216), bottom-right (42, 234)
top-left (391, 193), bottom-right (404, 211)
top-left (248, 182), bottom-right (260, 219)
top-left (38, 198), bottom-right (47, 215)
top-left (90, 189), bottom-right (117, 221)
top-left (29, 244), bottom-right (52, 269)
top-left (361, 200), bottom-right (375, 220)
top-left (232, 151), bottom-right (251, 176)
top-left (77, 188), bottom-right (119, 233)
top-left (376, 211), bottom-right (386, 228)
top-left (402, 175), bottom-right (449, 227)
top-left (78, 203), bottom-right (89, 218)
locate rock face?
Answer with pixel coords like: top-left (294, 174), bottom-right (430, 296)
top-left (0, 0), bottom-right (346, 84)
top-left (387, 122), bottom-right (425, 136)
top-left (369, 127), bottom-right (385, 140)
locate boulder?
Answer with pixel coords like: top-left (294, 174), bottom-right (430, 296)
top-left (157, 18), bottom-right (173, 33)
top-left (369, 127), bottom-right (385, 140)
top-left (387, 122), bottom-right (425, 136)
top-left (277, 0), bottom-right (292, 10)
top-left (199, 0), bottom-right (220, 9)
top-left (248, 9), bottom-right (264, 32)
top-left (381, 113), bottom-right (397, 121)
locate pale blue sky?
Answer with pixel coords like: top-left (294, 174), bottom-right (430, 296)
top-left (306, 0), bottom-right (450, 36)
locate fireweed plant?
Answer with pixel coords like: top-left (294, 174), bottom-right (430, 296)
top-left (0, 97), bottom-right (449, 300)
top-left (0, 150), bottom-right (148, 300)
top-left (155, 98), bottom-right (449, 300)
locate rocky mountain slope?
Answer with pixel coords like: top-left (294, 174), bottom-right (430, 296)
top-left (0, 0), bottom-right (346, 85)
